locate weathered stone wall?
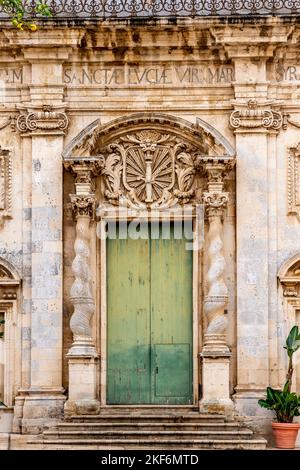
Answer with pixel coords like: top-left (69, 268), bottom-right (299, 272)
top-left (0, 17), bottom-right (299, 435)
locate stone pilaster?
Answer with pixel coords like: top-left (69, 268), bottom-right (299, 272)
top-left (64, 158), bottom-right (103, 415)
top-left (17, 105), bottom-right (68, 433)
top-left (11, 46), bottom-right (73, 433)
top-left (200, 158), bottom-right (234, 416)
top-left (229, 62), bottom-right (284, 414)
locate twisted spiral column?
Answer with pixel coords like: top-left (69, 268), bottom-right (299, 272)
top-left (202, 164), bottom-right (231, 353)
top-left (203, 199), bottom-right (229, 352)
top-left (68, 194), bottom-right (96, 356)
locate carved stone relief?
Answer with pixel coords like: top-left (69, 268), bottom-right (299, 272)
top-left (288, 144), bottom-right (300, 221)
top-left (0, 147), bottom-right (12, 227)
top-left (99, 130), bottom-right (201, 209)
top-left (230, 99), bottom-right (283, 130)
top-left (16, 105), bottom-right (69, 134)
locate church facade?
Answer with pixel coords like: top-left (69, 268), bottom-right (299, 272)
top-left (0, 2), bottom-right (300, 449)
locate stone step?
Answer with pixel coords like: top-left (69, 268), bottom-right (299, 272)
top-left (50, 422), bottom-right (245, 432)
top-left (43, 429), bottom-right (253, 440)
top-left (66, 414), bottom-right (225, 423)
top-left (28, 438), bottom-right (267, 450)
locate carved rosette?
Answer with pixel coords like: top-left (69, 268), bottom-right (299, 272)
top-left (229, 99), bottom-right (283, 131)
top-left (99, 130), bottom-right (200, 209)
top-left (202, 159), bottom-right (234, 351)
top-left (16, 105), bottom-right (69, 134)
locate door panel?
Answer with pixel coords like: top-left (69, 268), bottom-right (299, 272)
top-left (107, 222), bottom-right (193, 404)
top-left (107, 224), bottom-right (151, 404)
top-left (150, 223), bottom-right (193, 404)
top-left (154, 344), bottom-right (191, 399)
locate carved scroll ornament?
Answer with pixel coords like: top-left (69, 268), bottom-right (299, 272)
top-left (100, 130), bottom-right (200, 209)
top-left (230, 99), bottom-right (283, 131)
top-left (17, 106), bottom-right (69, 134)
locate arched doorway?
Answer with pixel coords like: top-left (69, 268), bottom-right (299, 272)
top-left (62, 113), bottom-right (236, 414)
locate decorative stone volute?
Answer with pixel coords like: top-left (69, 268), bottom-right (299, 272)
top-left (229, 99), bottom-right (283, 131)
top-left (16, 105), bottom-right (69, 135)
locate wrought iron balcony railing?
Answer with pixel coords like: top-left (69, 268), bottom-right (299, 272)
top-left (1, 1), bottom-right (300, 21)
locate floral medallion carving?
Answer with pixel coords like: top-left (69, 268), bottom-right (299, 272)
top-left (100, 130), bottom-right (199, 209)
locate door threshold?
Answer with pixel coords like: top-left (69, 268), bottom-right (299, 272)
top-left (101, 405), bottom-right (197, 408)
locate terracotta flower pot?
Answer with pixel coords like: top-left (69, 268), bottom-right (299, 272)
top-left (272, 422), bottom-right (300, 449)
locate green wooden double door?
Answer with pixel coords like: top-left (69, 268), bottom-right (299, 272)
top-left (107, 223), bottom-right (193, 404)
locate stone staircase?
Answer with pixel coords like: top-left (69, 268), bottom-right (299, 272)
top-left (28, 408), bottom-right (267, 450)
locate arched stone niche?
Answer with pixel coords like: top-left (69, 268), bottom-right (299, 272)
top-left (62, 113), bottom-right (236, 415)
top-left (278, 253), bottom-right (300, 391)
top-left (0, 257), bottom-right (21, 407)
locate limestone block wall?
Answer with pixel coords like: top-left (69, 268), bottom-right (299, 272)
top-left (0, 17), bottom-right (298, 432)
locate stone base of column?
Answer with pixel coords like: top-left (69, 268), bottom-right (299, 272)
top-left (64, 352), bottom-right (100, 416)
top-left (20, 388), bottom-right (66, 434)
top-left (199, 334), bottom-right (233, 419)
top-left (233, 385), bottom-right (267, 416)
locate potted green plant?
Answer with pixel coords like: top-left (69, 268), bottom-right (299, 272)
top-left (258, 326), bottom-right (300, 449)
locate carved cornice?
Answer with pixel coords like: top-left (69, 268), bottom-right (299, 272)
top-left (70, 194), bottom-right (96, 219)
top-left (64, 157), bottom-right (104, 198)
top-left (0, 147), bottom-right (12, 228)
top-left (16, 105), bottom-right (69, 135)
top-left (202, 158), bottom-right (234, 217)
top-left (288, 144), bottom-right (300, 221)
top-left (229, 100), bottom-right (283, 132)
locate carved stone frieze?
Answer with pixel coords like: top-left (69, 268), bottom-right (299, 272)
top-left (16, 105), bottom-right (69, 134)
top-left (100, 129), bottom-right (200, 209)
top-left (230, 99), bottom-right (283, 131)
top-left (288, 144), bottom-right (300, 221)
top-left (0, 147), bottom-right (12, 227)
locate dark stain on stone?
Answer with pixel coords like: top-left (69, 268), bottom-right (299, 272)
top-left (132, 31), bottom-right (140, 43)
top-left (112, 46), bottom-right (129, 60)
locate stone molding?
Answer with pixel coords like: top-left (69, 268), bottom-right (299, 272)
top-left (16, 105), bottom-right (69, 135)
top-left (229, 99), bottom-right (283, 131)
top-left (0, 147), bottom-right (12, 228)
top-left (288, 144), bottom-right (300, 221)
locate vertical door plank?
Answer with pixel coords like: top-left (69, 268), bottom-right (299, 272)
top-left (107, 223), bottom-right (151, 404)
top-left (150, 222), bottom-right (193, 404)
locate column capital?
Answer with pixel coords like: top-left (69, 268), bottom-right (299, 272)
top-left (16, 104), bottom-right (69, 136)
top-left (229, 99), bottom-right (283, 133)
top-left (70, 194), bottom-right (96, 219)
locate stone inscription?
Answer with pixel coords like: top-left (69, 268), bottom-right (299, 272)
top-left (275, 65), bottom-right (300, 81)
top-left (63, 65), bottom-right (234, 87)
top-left (0, 68), bottom-right (22, 84)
